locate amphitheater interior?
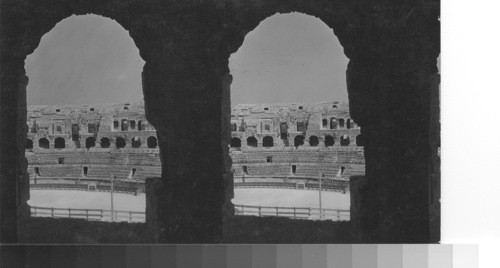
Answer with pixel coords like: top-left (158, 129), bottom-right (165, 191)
top-left (26, 101), bottom-right (364, 216)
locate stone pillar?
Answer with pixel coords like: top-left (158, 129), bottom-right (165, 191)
top-left (110, 139), bottom-right (116, 149)
top-left (346, 29), bottom-right (439, 243)
top-left (142, 42), bottom-right (226, 243)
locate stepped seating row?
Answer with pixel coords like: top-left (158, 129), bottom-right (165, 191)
top-left (28, 165), bottom-right (81, 178)
top-left (335, 150), bottom-right (365, 164)
top-left (231, 151), bottom-right (336, 164)
top-left (231, 163), bottom-right (342, 178)
top-left (27, 164), bottom-right (162, 180)
top-left (230, 150), bottom-right (364, 165)
top-left (27, 151), bottom-right (161, 166)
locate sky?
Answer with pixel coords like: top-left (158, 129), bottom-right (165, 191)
top-left (26, 13), bottom-right (349, 106)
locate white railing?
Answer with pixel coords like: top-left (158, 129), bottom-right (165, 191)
top-left (30, 206), bottom-right (145, 223)
top-left (233, 204), bottom-right (350, 221)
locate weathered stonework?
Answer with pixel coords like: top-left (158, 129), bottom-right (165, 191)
top-left (0, 0), bottom-right (440, 243)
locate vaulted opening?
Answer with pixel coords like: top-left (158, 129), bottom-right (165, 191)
top-left (340, 135), bottom-right (350, 146)
top-left (85, 137), bottom-right (96, 149)
top-left (38, 138), bottom-right (49, 149)
top-left (147, 136), bottom-right (157, 148)
top-left (309, 136), bottom-right (319, 147)
top-left (131, 137), bottom-right (141, 148)
top-left (54, 137), bottom-right (65, 149)
top-left (100, 137), bottom-right (110, 148)
top-left (262, 136), bottom-right (274, 147)
top-left (324, 135), bottom-right (335, 147)
top-left (228, 12), bottom-right (353, 225)
top-left (115, 137), bottom-right (126, 148)
top-left (294, 135), bottom-right (305, 147)
top-left (22, 14), bottom-right (146, 234)
top-left (246, 137), bottom-right (258, 147)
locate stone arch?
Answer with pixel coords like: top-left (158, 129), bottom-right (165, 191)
top-left (338, 118), bottom-right (345, 128)
top-left (322, 119), bottom-right (328, 128)
top-left (100, 137), bottom-right (110, 148)
top-left (147, 136), bottom-right (157, 148)
top-left (131, 137), bottom-right (141, 148)
top-left (54, 137), bottom-right (65, 149)
top-left (38, 138), bottom-right (49, 149)
top-left (294, 135), bottom-right (305, 147)
top-left (85, 137), bottom-right (96, 149)
top-left (340, 135), bottom-right (350, 146)
top-left (26, 139), bottom-right (33, 150)
top-left (115, 137), bottom-right (126, 148)
top-left (330, 118), bottom-right (338, 129)
top-left (309, 136), bottom-right (319, 147)
top-left (262, 136), bottom-right (274, 147)
top-left (230, 137), bottom-right (241, 148)
top-left (121, 119), bottom-right (129, 131)
top-left (246, 136), bottom-right (258, 147)
top-left (324, 135), bottom-right (335, 147)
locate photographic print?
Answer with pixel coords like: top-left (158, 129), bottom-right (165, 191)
top-left (0, 0), bottom-right (440, 250)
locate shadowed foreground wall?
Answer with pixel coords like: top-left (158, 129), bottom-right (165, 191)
top-left (0, 0), bottom-right (440, 243)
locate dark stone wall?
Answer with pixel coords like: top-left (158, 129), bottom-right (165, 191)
top-left (0, 0), bottom-right (440, 243)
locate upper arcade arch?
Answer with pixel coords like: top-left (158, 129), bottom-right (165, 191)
top-left (54, 137), bottom-right (65, 149)
top-left (262, 136), bottom-right (274, 147)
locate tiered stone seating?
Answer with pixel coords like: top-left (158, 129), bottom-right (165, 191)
top-left (27, 150), bottom-right (162, 166)
top-left (29, 165), bottom-right (82, 178)
top-left (85, 165), bottom-right (131, 180)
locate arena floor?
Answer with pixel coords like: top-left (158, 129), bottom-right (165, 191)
top-left (28, 188), bottom-right (350, 212)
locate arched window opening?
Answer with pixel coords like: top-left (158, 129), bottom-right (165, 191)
top-left (100, 137), bottom-right (110, 148)
top-left (121, 119), bottom-right (129, 131)
top-left (294, 135), bottom-right (305, 147)
top-left (263, 136), bottom-right (274, 147)
top-left (338, 118), bottom-right (345, 128)
top-left (147, 136), bottom-right (157, 148)
top-left (54, 137), bottom-right (65, 149)
top-left (115, 137), bottom-right (126, 148)
top-left (113, 121), bottom-right (119, 130)
top-left (340, 135), bottom-right (350, 146)
top-left (138, 121), bottom-right (143, 131)
top-left (230, 137), bottom-right (241, 148)
top-left (309, 136), bottom-right (319, 147)
top-left (130, 120), bottom-right (136, 130)
top-left (330, 118), bottom-right (337, 129)
top-left (26, 139), bottom-right (33, 150)
top-left (356, 134), bottom-right (364, 147)
top-left (347, 119), bottom-right (352, 129)
top-left (322, 119), bottom-right (328, 128)
top-left (85, 137), bottom-right (96, 148)
top-left (324, 135), bottom-right (335, 147)
top-left (247, 137), bottom-right (258, 147)
top-left (131, 137), bottom-right (141, 148)
top-left (231, 123), bottom-right (237, 132)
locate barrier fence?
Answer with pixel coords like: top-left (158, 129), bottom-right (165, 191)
top-left (30, 204), bottom-right (350, 223)
top-left (30, 206), bottom-right (145, 223)
top-left (233, 204), bottom-right (350, 221)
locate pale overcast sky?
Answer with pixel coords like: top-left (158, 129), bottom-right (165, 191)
top-left (26, 13), bottom-right (349, 106)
